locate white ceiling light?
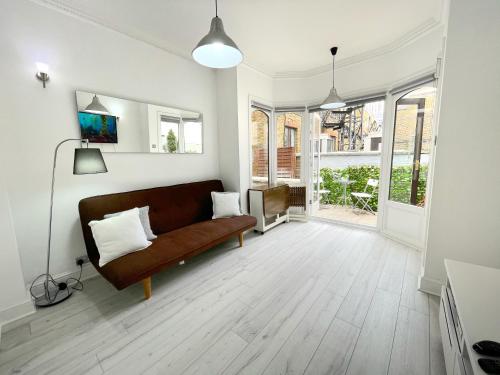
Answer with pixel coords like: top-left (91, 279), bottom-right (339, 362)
top-left (85, 94), bottom-right (109, 115)
top-left (320, 47), bottom-right (346, 109)
top-left (192, 0), bottom-right (243, 69)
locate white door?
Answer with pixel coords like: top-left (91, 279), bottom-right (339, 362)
top-left (308, 111), bottom-right (321, 214)
top-left (380, 84), bottom-right (438, 248)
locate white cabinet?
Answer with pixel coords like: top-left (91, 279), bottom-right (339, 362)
top-left (439, 295), bottom-right (455, 375)
top-left (440, 260), bottom-right (500, 375)
top-left (249, 184), bottom-right (290, 233)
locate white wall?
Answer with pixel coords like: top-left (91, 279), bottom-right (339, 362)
top-left (273, 26), bottom-right (445, 105)
top-left (421, 0), bottom-right (500, 293)
top-left (0, 180), bottom-right (33, 327)
top-left (215, 69), bottom-right (240, 194)
top-left (0, 0), bottom-right (219, 285)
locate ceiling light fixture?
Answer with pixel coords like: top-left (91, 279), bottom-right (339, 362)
top-left (85, 94), bottom-right (109, 115)
top-left (192, 0), bottom-right (243, 69)
top-left (320, 47), bottom-right (346, 109)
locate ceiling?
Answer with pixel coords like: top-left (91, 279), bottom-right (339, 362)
top-left (38, 0), bottom-right (444, 77)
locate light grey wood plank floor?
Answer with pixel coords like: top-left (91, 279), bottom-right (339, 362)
top-left (0, 221), bottom-right (446, 375)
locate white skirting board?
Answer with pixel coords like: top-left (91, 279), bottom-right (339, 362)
top-left (382, 229), bottom-right (424, 251)
top-left (1, 262), bottom-right (100, 336)
top-left (418, 275), bottom-right (443, 297)
top-left (0, 297), bottom-right (35, 344)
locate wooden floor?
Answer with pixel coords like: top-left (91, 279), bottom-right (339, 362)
top-left (0, 221), bottom-right (446, 375)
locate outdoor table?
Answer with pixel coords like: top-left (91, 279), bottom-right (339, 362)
top-left (319, 189), bottom-right (331, 204)
top-left (336, 177), bottom-right (355, 206)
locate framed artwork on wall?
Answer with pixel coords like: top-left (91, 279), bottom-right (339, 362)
top-left (78, 111), bottom-right (118, 144)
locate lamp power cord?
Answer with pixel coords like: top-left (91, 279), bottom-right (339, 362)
top-left (29, 260), bottom-right (84, 304)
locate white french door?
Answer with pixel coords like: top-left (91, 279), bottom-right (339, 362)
top-left (308, 111), bottom-right (321, 213)
top-left (380, 83), bottom-right (438, 248)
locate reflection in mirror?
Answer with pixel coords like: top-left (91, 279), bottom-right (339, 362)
top-left (75, 91), bottom-right (203, 153)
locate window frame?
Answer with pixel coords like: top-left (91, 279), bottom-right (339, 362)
top-left (249, 107), bottom-right (271, 184)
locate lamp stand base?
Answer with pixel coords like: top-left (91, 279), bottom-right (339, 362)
top-left (34, 282), bottom-right (73, 308)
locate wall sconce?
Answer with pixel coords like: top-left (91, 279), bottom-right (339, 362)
top-left (36, 62), bottom-right (50, 88)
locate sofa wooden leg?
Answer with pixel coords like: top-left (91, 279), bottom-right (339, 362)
top-left (143, 277), bottom-right (152, 300)
top-left (238, 232), bottom-right (244, 247)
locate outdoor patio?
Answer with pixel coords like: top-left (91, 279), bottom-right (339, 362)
top-left (313, 204), bottom-right (378, 227)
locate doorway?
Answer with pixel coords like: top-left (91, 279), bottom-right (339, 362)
top-left (381, 85), bottom-right (438, 247)
top-left (309, 99), bottom-right (385, 228)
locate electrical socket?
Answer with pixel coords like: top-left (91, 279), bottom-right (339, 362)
top-left (75, 255), bottom-right (89, 266)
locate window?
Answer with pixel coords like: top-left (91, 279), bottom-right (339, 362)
top-left (249, 106), bottom-right (305, 186)
top-left (251, 109), bottom-right (270, 184)
top-left (284, 126), bottom-right (296, 147)
top-left (160, 117), bottom-right (179, 153)
top-left (276, 112), bottom-right (302, 183)
top-left (320, 137), bottom-right (336, 153)
top-left (159, 115), bottom-right (202, 154)
top-left (184, 121), bottom-right (202, 153)
top-left (370, 137), bottom-right (382, 151)
top-left (389, 86), bottom-right (436, 206)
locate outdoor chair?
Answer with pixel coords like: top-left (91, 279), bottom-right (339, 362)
top-left (318, 177), bottom-right (332, 205)
top-left (351, 179), bottom-right (378, 214)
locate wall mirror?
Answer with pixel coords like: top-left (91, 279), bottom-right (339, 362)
top-left (75, 91), bottom-right (203, 154)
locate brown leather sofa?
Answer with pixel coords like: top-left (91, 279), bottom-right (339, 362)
top-left (78, 180), bottom-right (256, 299)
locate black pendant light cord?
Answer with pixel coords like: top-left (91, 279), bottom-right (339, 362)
top-left (331, 46), bottom-right (338, 88)
top-left (215, 0), bottom-right (218, 17)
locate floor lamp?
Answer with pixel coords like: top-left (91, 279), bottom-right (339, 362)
top-left (31, 138), bottom-right (108, 307)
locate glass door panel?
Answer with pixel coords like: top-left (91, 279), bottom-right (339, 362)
top-left (389, 86), bottom-right (436, 206)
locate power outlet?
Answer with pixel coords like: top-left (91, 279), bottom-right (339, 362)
top-left (75, 255), bottom-right (89, 266)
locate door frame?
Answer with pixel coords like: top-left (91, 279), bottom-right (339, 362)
top-left (379, 82), bottom-right (440, 249)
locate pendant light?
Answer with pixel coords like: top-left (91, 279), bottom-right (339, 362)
top-left (85, 94), bottom-right (110, 115)
top-left (320, 47), bottom-right (346, 109)
top-left (192, 0), bottom-right (243, 69)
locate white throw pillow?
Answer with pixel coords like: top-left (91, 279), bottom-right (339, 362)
top-left (104, 206), bottom-right (157, 241)
top-left (89, 208), bottom-right (152, 267)
top-left (211, 191), bottom-right (242, 219)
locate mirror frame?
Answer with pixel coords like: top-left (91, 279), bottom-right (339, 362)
top-left (74, 90), bottom-right (204, 155)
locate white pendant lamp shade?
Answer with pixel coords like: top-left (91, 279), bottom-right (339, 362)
top-left (320, 47), bottom-right (345, 110)
top-left (320, 87), bottom-right (346, 109)
top-left (85, 95), bottom-right (109, 115)
top-left (192, 1), bottom-right (243, 69)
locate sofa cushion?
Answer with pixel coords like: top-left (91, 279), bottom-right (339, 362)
top-left (89, 208), bottom-right (152, 267)
top-left (211, 191), bottom-right (242, 218)
top-left (99, 215), bottom-right (256, 289)
top-left (104, 206), bottom-right (157, 241)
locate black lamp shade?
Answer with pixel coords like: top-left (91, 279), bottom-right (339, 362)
top-left (73, 148), bottom-right (108, 175)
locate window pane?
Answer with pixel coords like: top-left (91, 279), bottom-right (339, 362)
top-left (251, 109), bottom-right (269, 184)
top-left (160, 121), bottom-right (179, 153)
top-left (276, 112), bottom-right (302, 184)
top-left (183, 121), bottom-right (202, 153)
top-left (389, 86), bottom-right (436, 206)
